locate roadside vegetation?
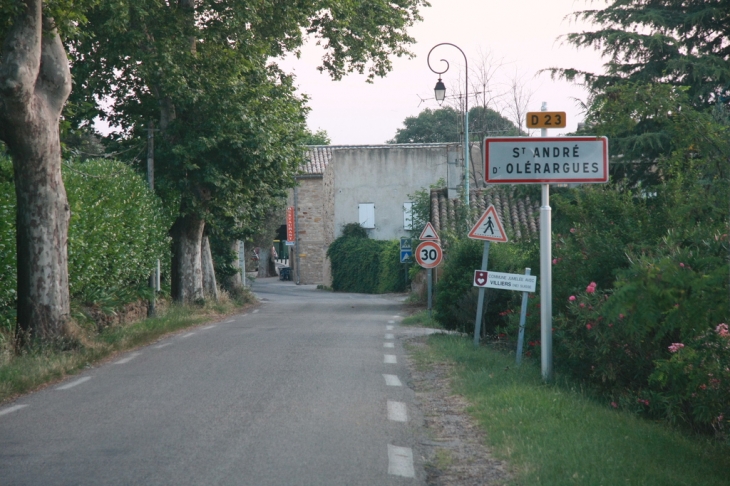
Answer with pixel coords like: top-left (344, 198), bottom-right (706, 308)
top-left (410, 335), bottom-right (730, 485)
top-left (0, 295), bottom-right (254, 405)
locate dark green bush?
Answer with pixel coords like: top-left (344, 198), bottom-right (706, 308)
top-left (434, 237), bottom-right (537, 335)
top-left (327, 225), bottom-right (405, 294)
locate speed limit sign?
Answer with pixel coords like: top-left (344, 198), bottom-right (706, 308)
top-left (415, 241), bottom-right (443, 268)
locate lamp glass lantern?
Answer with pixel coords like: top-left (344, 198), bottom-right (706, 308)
top-left (434, 78), bottom-right (446, 105)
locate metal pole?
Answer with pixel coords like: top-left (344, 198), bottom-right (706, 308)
top-left (539, 102), bottom-right (554, 381)
top-left (473, 241), bottom-right (491, 347)
top-left (427, 268), bottom-right (433, 318)
top-left (239, 240), bottom-right (247, 288)
top-left (147, 122), bottom-right (156, 317)
top-left (515, 268), bottom-right (531, 365)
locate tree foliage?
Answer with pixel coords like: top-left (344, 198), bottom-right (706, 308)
top-left (557, 0), bottom-right (730, 105)
top-left (389, 106), bottom-right (517, 144)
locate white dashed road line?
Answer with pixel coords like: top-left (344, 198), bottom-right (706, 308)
top-left (386, 325), bottom-right (394, 331)
top-left (383, 374), bottom-right (402, 387)
top-left (383, 342), bottom-right (394, 348)
top-left (387, 444), bottom-right (415, 478)
top-left (384, 354), bottom-right (397, 364)
top-left (154, 343), bottom-right (171, 349)
top-left (252, 309), bottom-right (260, 314)
top-left (56, 377), bottom-right (91, 391)
top-left (0, 404), bottom-right (28, 417)
top-left (387, 401), bottom-right (408, 422)
top-left (180, 332), bottom-right (196, 339)
top-left (113, 352), bottom-right (141, 365)
top-left (384, 333), bottom-right (394, 340)
top-left (224, 319), bottom-right (234, 323)
top-left (202, 325), bottom-right (217, 330)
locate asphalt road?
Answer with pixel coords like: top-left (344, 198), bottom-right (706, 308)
top-left (0, 278), bottom-right (425, 485)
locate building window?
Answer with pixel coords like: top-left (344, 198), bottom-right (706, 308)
top-left (403, 202), bottom-right (414, 230)
top-left (358, 203), bottom-right (375, 229)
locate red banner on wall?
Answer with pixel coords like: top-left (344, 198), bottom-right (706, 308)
top-left (286, 206), bottom-right (295, 242)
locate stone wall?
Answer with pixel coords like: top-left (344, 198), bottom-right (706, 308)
top-left (292, 176), bottom-right (327, 285)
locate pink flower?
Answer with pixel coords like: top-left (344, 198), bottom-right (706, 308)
top-left (579, 303), bottom-right (585, 308)
top-left (611, 402), bottom-right (618, 409)
top-left (586, 324), bottom-right (592, 330)
top-left (552, 258), bottom-right (558, 265)
top-left (570, 228), bottom-right (576, 233)
top-left (586, 282), bottom-right (597, 293)
top-left (569, 295), bottom-right (576, 301)
top-left (668, 343), bottom-right (685, 353)
top-left (619, 314), bottom-right (624, 320)
top-left (680, 262), bottom-right (685, 268)
top-left (716, 323), bottom-right (729, 337)
top-left (718, 414), bottom-right (725, 422)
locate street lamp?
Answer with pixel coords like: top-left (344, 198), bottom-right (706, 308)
top-left (427, 43), bottom-right (470, 206)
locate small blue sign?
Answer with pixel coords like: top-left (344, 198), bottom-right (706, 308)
top-left (400, 249), bottom-right (413, 263)
top-left (400, 237), bottom-right (412, 250)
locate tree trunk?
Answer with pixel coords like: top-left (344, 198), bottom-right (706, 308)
top-left (257, 247), bottom-right (273, 278)
top-left (224, 240), bottom-right (244, 291)
top-left (201, 235), bottom-right (218, 301)
top-left (0, 3), bottom-right (72, 347)
top-left (170, 215), bottom-right (205, 303)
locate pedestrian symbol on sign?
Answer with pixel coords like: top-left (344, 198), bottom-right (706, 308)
top-left (468, 205), bottom-right (508, 242)
top-left (481, 217), bottom-right (495, 235)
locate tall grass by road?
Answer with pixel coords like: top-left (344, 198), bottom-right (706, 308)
top-left (409, 334), bottom-right (730, 486)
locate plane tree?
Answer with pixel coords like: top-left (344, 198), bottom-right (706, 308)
top-left (67, 0), bottom-right (428, 303)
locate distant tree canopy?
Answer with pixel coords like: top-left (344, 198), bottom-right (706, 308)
top-left (388, 106), bottom-right (518, 144)
top-left (304, 128), bottom-right (331, 146)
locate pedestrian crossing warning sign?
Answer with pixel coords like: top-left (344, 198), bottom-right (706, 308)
top-left (419, 222), bottom-right (440, 241)
top-left (468, 205), bottom-right (508, 242)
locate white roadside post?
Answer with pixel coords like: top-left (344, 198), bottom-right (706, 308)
top-left (515, 268), bottom-right (531, 365)
top-left (484, 111), bottom-right (608, 381)
top-left (539, 102), bottom-right (554, 381)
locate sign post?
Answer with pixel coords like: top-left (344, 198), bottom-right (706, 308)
top-left (416, 225), bottom-right (442, 317)
top-left (468, 204), bottom-right (508, 346)
top-left (515, 268), bottom-right (531, 365)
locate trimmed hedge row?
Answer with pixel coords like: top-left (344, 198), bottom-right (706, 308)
top-left (327, 224), bottom-right (406, 294)
top-left (0, 156), bottom-right (171, 333)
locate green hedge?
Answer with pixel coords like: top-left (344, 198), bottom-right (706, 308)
top-left (0, 157), bottom-right (171, 334)
top-left (328, 224), bottom-right (406, 294)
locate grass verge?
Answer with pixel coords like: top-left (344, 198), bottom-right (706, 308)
top-left (0, 294), bottom-right (253, 404)
top-left (408, 334), bottom-right (730, 486)
top-left (401, 309), bottom-right (443, 329)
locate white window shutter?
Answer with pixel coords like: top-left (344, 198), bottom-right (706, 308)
top-left (358, 203), bottom-right (375, 229)
top-left (403, 202), bottom-right (413, 230)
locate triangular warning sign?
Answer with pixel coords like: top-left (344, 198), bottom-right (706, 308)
top-left (419, 222), bottom-right (439, 241)
top-left (468, 205), bottom-right (508, 242)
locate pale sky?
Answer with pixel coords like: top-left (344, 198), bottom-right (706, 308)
top-left (279, 0), bottom-right (608, 145)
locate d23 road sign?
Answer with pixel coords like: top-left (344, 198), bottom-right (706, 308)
top-left (468, 205), bottom-right (508, 243)
top-left (484, 136), bottom-right (608, 184)
top-left (419, 222), bottom-right (439, 241)
top-left (415, 241), bottom-right (442, 269)
top-left (474, 270), bottom-right (537, 292)
top-left (526, 111), bottom-right (566, 129)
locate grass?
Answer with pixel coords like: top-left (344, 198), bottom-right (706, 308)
top-left (409, 334), bottom-right (730, 486)
top-left (401, 309), bottom-right (443, 329)
top-left (0, 293), bottom-right (254, 404)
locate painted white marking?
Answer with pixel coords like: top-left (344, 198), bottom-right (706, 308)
top-left (384, 354), bottom-right (397, 364)
top-left (224, 319), bottom-right (234, 323)
top-left (386, 325), bottom-right (394, 331)
top-left (113, 352), bottom-right (141, 365)
top-left (0, 404), bottom-right (28, 417)
top-left (387, 401), bottom-right (408, 422)
top-left (202, 325), bottom-right (216, 330)
top-left (387, 444), bottom-right (415, 478)
top-left (383, 374), bottom-right (402, 387)
top-left (154, 343), bottom-right (171, 349)
top-left (253, 310), bottom-right (260, 314)
top-left (388, 320), bottom-right (395, 324)
top-left (385, 333), bottom-right (395, 340)
top-left (384, 342), bottom-right (395, 348)
top-left (180, 332), bottom-right (195, 339)
top-left (392, 315), bottom-right (402, 319)
top-left (56, 377), bottom-right (91, 390)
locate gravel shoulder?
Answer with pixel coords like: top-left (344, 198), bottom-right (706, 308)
top-left (404, 335), bottom-right (511, 486)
